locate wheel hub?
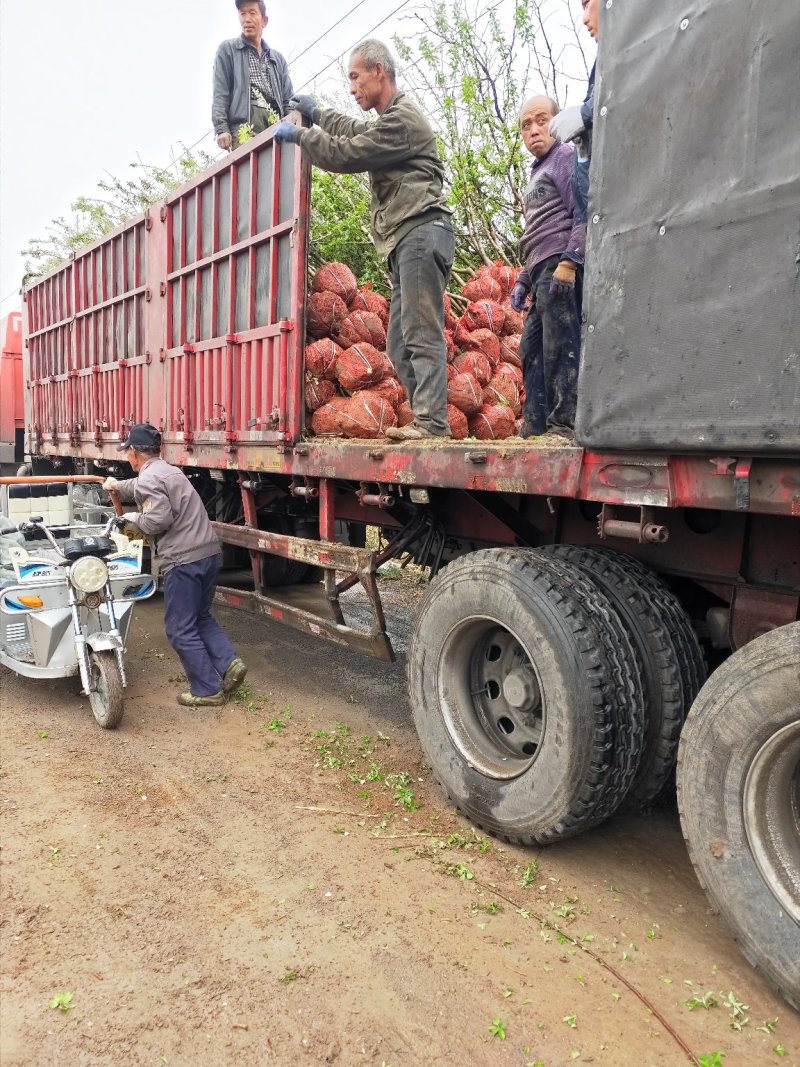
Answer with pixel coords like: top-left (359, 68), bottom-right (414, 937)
top-left (502, 666), bottom-right (539, 709)
top-left (743, 720), bottom-right (800, 925)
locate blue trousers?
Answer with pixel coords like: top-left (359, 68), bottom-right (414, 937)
top-left (163, 553), bottom-right (237, 697)
top-left (520, 255), bottom-right (583, 435)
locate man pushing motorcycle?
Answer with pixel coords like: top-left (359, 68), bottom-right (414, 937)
top-left (103, 423), bottom-right (247, 707)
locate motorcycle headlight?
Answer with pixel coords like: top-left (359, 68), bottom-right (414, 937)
top-left (70, 556), bottom-right (109, 594)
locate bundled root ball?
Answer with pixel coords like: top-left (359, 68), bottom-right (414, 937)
top-left (448, 403), bottom-right (469, 440)
top-left (396, 401), bottom-right (415, 427)
top-left (462, 271), bottom-right (504, 304)
top-left (349, 285), bottom-right (390, 326)
top-left (335, 342), bottom-right (387, 393)
top-left (495, 361), bottom-right (524, 386)
top-left (312, 262), bottom-right (358, 305)
top-left (502, 306), bottom-right (525, 336)
top-left (463, 299), bottom-right (506, 336)
top-left (498, 334), bottom-right (522, 368)
top-left (307, 291), bottom-right (349, 339)
top-left (337, 393), bottom-right (398, 438)
top-left (305, 375), bottom-right (338, 413)
top-left (483, 374), bottom-right (522, 416)
top-left (452, 350), bottom-right (492, 387)
top-left (310, 396), bottom-right (350, 436)
top-left (305, 337), bottom-right (341, 379)
top-left (337, 310), bottom-right (387, 349)
top-left (489, 261), bottom-right (520, 297)
top-left (462, 327), bottom-right (501, 366)
top-left (468, 402), bottom-right (517, 441)
top-left (443, 293), bottom-right (459, 331)
top-left (447, 372), bottom-right (483, 418)
top-left (444, 328), bottom-right (457, 361)
top-left (363, 377), bottom-right (405, 411)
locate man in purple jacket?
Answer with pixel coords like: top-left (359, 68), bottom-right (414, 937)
top-left (510, 96), bottom-right (585, 441)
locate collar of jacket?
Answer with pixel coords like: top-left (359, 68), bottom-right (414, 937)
top-left (237, 34), bottom-right (270, 55)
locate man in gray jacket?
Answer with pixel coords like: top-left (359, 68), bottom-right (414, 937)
top-left (274, 40), bottom-right (454, 441)
top-left (212, 0), bottom-right (294, 151)
top-left (104, 424), bottom-right (246, 708)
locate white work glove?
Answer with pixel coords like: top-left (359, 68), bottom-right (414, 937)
top-left (550, 106), bottom-right (586, 144)
top-left (122, 512), bottom-right (139, 525)
top-left (102, 477), bottom-right (119, 491)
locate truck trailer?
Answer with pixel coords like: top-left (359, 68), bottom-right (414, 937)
top-left (0, 311), bottom-right (24, 474)
top-left (18, 0), bottom-right (799, 1009)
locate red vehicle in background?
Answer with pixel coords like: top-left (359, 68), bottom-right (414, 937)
top-left (0, 311), bottom-right (24, 474)
top-left (13, 1), bottom-right (800, 1011)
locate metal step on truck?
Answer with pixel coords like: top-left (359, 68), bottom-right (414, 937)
top-left (17, 0), bottom-right (799, 1010)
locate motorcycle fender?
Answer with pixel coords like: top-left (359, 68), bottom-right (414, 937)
top-left (86, 632), bottom-right (123, 653)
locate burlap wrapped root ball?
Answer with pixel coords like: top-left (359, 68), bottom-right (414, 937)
top-left (305, 337), bottom-right (341, 380)
top-left (503, 306), bottom-right (524, 336)
top-left (307, 291), bottom-right (349, 339)
top-left (447, 372), bottom-right (483, 418)
top-left (495, 361), bottom-right (524, 386)
top-left (312, 261), bottom-right (358, 306)
top-left (462, 270), bottom-right (504, 304)
top-left (349, 285), bottom-right (390, 326)
top-left (448, 404), bottom-right (469, 440)
top-left (489, 261), bottom-right (520, 297)
top-left (443, 293), bottom-right (459, 332)
top-left (396, 401), bottom-right (415, 427)
top-left (462, 299), bottom-right (506, 336)
top-left (468, 402), bottom-right (517, 440)
top-left (498, 334), bottom-right (522, 368)
top-left (305, 375), bottom-right (338, 413)
top-left (483, 374), bottom-right (522, 416)
top-left (452, 350), bottom-right (492, 387)
top-left (337, 392), bottom-right (398, 439)
top-left (310, 395), bottom-right (350, 436)
top-left (461, 327), bottom-right (501, 367)
top-left (335, 342), bottom-right (388, 393)
top-left (363, 377), bottom-right (406, 411)
top-left (337, 310), bottom-right (387, 349)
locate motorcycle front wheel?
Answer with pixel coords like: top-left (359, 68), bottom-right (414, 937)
top-left (88, 651), bottom-right (124, 729)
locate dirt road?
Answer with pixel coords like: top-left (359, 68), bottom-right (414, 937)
top-left (1, 594), bottom-right (798, 1067)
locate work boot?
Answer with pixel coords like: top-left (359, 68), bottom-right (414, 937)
top-left (222, 657), bottom-right (248, 694)
top-left (386, 421), bottom-right (450, 442)
top-left (177, 691), bottom-right (225, 707)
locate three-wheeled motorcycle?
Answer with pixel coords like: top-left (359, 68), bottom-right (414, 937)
top-left (0, 476), bottom-right (155, 728)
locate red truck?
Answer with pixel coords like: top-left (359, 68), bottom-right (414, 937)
top-left (18, 2), bottom-right (799, 1008)
top-left (0, 311), bottom-right (24, 474)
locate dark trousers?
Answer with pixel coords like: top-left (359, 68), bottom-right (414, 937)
top-left (163, 553), bottom-right (237, 697)
top-left (520, 255), bottom-right (583, 435)
top-left (387, 219), bottom-right (454, 435)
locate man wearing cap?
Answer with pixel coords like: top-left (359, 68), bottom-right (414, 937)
top-left (212, 0), bottom-right (294, 151)
top-left (103, 424), bottom-right (247, 708)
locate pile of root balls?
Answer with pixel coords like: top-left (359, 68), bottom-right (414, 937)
top-left (304, 261), bottom-right (525, 440)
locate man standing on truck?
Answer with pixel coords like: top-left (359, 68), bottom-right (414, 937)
top-left (212, 0), bottom-right (294, 151)
top-left (548, 0), bottom-right (599, 223)
top-left (273, 40), bottom-right (454, 442)
top-left (509, 96), bottom-right (585, 440)
top-left (103, 424), bottom-right (247, 708)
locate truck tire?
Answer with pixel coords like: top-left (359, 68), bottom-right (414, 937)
top-left (547, 545), bottom-right (701, 808)
top-left (677, 623), bottom-right (800, 1010)
top-left (407, 548), bottom-right (644, 844)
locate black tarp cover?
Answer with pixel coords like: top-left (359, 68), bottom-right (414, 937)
top-left (575, 0), bottom-right (800, 453)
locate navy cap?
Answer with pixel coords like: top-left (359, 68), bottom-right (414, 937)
top-left (117, 423), bottom-right (162, 452)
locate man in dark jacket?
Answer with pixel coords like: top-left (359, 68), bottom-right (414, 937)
top-left (212, 0), bottom-right (294, 151)
top-left (510, 97), bottom-right (585, 441)
top-left (103, 424), bottom-right (247, 708)
top-left (274, 40), bottom-right (454, 441)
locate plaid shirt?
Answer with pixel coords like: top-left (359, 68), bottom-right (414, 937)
top-left (245, 38), bottom-right (278, 115)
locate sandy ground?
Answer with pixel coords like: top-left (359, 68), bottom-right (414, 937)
top-left (1, 587), bottom-right (798, 1067)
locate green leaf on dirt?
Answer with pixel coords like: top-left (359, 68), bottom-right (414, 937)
top-left (773, 1044), bottom-right (787, 1057)
top-left (698, 1054), bottom-right (725, 1067)
top-left (49, 991), bottom-right (73, 1012)
top-left (488, 1018), bottom-right (506, 1040)
top-left (520, 860), bottom-right (538, 888)
top-left (279, 968), bottom-right (299, 985)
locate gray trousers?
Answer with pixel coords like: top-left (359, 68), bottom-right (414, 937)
top-left (387, 219), bottom-right (454, 435)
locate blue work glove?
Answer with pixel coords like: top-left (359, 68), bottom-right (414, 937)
top-left (549, 260), bottom-right (578, 298)
top-left (288, 95), bottom-right (319, 123)
top-left (549, 106), bottom-right (585, 144)
top-left (510, 282), bottom-right (531, 313)
top-left (273, 122), bottom-right (300, 144)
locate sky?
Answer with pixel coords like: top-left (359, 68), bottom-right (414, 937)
top-left (0, 0), bottom-right (589, 321)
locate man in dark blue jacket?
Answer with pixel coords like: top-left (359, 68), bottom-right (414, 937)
top-left (212, 0), bottom-right (294, 151)
top-left (548, 0), bottom-right (599, 223)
